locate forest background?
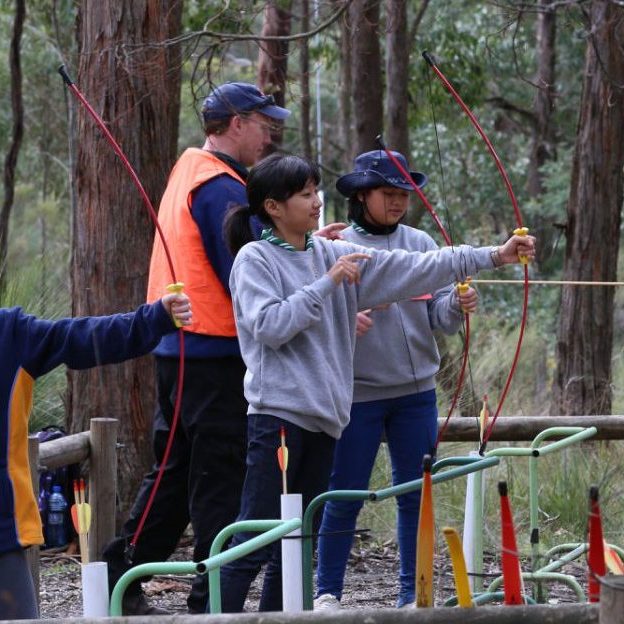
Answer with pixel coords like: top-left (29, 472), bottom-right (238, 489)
top-left (1, 0), bottom-right (623, 541)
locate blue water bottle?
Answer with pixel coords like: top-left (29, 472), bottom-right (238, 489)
top-left (47, 485), bottom-right (68, 548)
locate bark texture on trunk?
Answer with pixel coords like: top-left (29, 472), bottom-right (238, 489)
top-left (338, 2), bottom-right (354, 169)
top-left (299, 0), bottom-right (312, 160)
top-left (70, 0), bottom-right (183, 518)
top-left (257, 0), bottom-right (292, 151)
top-left (527, 0), bottom-right (558, 268)
top-left (552, 0), bottom-right (624, 416)
top-left (350, 0), bottom-right (383, 155)
top-left (0, 0), bottom-right (26, 285)
top-left (385, 0), bottom-right (409, 158)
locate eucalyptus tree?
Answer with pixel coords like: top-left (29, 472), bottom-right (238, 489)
top-left (350, 0), bottom-right (383, 154)
top-left (553, 0), bottom-right (624, 416)
top-left (257, 0), bottom-right (293, 152)
top-left (68, 0), bottom-right (183, 516)
top-left (0, 0), bottom-right (25, 289)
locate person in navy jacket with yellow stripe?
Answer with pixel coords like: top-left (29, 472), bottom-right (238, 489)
top-left (0, 293), bottom-right (190, 620)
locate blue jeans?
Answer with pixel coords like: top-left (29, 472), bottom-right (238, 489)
top-left (316, 390), bottom-right (438, 607)
top-left (216, 414), bottom-right (336, 613)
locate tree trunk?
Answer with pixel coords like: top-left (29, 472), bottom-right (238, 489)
top-left (385, 0), bottom-right (408, 158)
top-left (299, 0), bottom-right (312, 160)
top-left (350, 0), bottom-right (383, 155)
top-left (552, 0), bottom-right (624, 416)
top-left (69, 0), bottom-right (183, 519)
top-left (257, 0), bottom-right (292, 151)
top-left (527, 0), bottom-right (558, 268)
top-left (337, 1), bottom-right (354, 169)
top-left (0, 0), bottom-right (25, 287)
top-left (388, 0), bottom-right (431, 229)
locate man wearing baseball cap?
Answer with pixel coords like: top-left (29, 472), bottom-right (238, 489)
top-left (103, 83), bottom-right (290, 615)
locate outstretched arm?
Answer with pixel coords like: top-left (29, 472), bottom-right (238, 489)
top-left (20, 299), bottom-right (184, 378)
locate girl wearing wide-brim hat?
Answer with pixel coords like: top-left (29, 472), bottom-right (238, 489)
top-left (315, 150), bottom-right (479, 610)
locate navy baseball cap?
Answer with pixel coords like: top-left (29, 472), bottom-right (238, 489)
top-left (202, 82), bottom-right (291, 121)
top-left (336, 150), bottom-right (427, 197)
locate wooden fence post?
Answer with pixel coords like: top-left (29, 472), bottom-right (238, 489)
top-left (88, 418), bottom-right (118, 562)
top-left (599, 575), bottom-right (624, 623)
top-left (26, 434), bottom-right (40, 606)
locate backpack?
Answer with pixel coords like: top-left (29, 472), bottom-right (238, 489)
top-left (36, 426), bottom-right (80, 548)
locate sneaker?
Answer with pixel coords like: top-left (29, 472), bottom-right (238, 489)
top-left (398, 601), bottom-right (415, 609)
top-left (122, 593), bottom-right (171, 616)
top-left (314, 594), bottom-right (341, 611)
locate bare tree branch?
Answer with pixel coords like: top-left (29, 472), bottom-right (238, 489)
top-left (486, 95), bottom-right (537, 127)
top-left (122, 0), bottom-right (352, 51)
top-left (488, 0), bottom-right (589, 13)
top-left (408, 0), bottom-right (431, 47)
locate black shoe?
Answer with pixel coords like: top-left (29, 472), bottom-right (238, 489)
top-left (122, 593), bottom-right (171, 616)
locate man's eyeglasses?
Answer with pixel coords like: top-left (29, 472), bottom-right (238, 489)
top-left (239, 114), bottom-right (282, 134)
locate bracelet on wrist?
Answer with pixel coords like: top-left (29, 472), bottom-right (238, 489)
top-left (490, 246), bottom-right (503, 268)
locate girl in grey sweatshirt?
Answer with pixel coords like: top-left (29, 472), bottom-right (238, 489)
top-left (216, 153), bottom-right (535, 613)
top-left (316, 149), bottom-right (478, 610)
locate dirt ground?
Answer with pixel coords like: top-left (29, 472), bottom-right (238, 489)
top-left (38, 534), bottom-right (590, 618)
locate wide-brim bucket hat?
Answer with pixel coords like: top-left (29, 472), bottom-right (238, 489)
top-left (336, 150), bottom-right (427, 197)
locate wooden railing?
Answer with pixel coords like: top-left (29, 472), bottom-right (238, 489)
top-left (24, 414), bottom-right (624, 612)
top-left (27, 418), bottom-right (118, 599)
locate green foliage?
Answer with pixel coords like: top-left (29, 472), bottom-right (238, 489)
top-left (0, 259), bottom-right (69, 433)
top-left (3, 0), bottom-right (622, 566)
top-left (363, 440), bottom-right (624, 558)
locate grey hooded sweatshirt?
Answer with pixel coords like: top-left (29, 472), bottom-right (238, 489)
top-left (229, 237), bottom-right (495, 439)
top-left (341, 224), bottom-right (463, 402)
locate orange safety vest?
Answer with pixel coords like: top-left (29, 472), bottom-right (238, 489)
top-left (147, 148), bottom-right (245, 337)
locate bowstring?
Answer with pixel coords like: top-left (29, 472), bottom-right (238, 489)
top-left (426, 67), bottom-right (478, 427)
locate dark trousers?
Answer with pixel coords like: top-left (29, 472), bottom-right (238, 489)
top-left (0, 549), bottom-right (38, 620)
top-left (103, 356), bottom-right (248, 613)
top-left (216, 414), bottom-right (336, 613)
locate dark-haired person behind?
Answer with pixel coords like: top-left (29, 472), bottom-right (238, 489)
top-left (215, 153), bottom-right (535, 613)
top-left (0, 294), bottom-right (190, 620)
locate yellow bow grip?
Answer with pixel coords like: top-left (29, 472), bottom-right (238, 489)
top-left (456, 277), bottom-right (472, 314)
top-left (513, 227), bottom-right (529, 265)
top-left (166, 282), bottom-right (185, 328)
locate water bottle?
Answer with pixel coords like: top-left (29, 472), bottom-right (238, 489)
top-left (47, 485), bottom-right (68, 548)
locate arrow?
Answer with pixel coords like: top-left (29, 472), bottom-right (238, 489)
top-left (71, 478), bottom-right (91, 564)
top-left (479, 395), bottom-right (490, 448)
top-left (277, 426), bottom-right (288, 495)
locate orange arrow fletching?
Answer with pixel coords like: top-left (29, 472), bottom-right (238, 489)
top-left (70, 505), bottom-right (80, 534)
top-left (277, 446), bottom-right (289, 473)
top-left (71, 479), bottom-right (82, 533)
top-left (603, 540), bottom-right (624, 575)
